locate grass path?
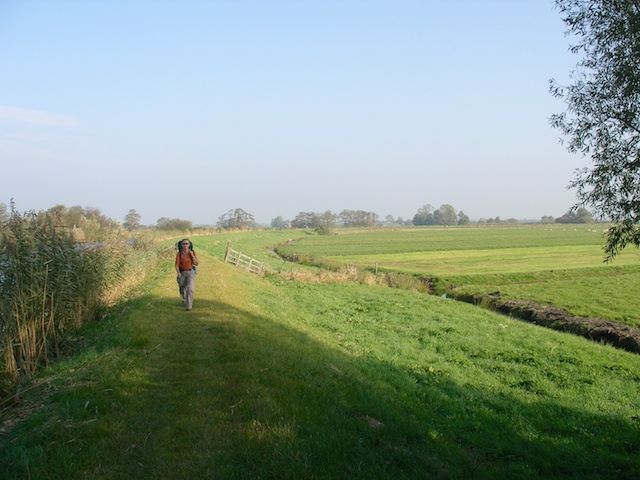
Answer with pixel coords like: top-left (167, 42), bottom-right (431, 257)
top-left (1, 254), bottom-right (287, 478)
top-left (89, 252), bottom-right (325, 478)
top-left (98, 253), bottom-right (255, 477)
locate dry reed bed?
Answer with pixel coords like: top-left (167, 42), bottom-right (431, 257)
top-left (0, 209), bottom-right (156, 397)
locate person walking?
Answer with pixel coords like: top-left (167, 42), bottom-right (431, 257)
top-left (175, 238), bottom-right (199, 311)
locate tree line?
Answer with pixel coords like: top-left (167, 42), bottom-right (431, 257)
top-left (267, 205), bottom-right (594, 231)
top-left (1, 201), bottom-right (596, 238)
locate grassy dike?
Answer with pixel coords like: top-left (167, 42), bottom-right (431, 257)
top-left (1, 248), bottom-right (639, 479)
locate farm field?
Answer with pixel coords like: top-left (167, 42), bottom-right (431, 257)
top-left (275, 225), bottom-right (640, 327)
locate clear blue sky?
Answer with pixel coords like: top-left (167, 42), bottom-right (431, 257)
top-left (1, 0), bottom-right (582, 226)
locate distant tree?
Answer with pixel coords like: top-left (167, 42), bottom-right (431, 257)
top-left (44, 204), bottom-right (112, 229)
top-left (123, 209), bottom-right (142, 231)
top-left (290, 211), bottom-right (336, 234)
top-left (43, 204), bottom-right (67, 226)
top-left (291, 212), bottom-right (316, 229)
top-left (66, 205), bottom-right (85, 228)
top-left (555, 207), bottom-right (594, 224)
top-left (541, 215), bottom-right (555, 224)
top-left (433, 204), bottom-right (457, 225)
top-left (383, 215), bottom-right (397, 226)
top-left (412, 204), bottom-right (435, 226)
top-left (217, 208), bottom-right (257, 230)
top-left (457, 211), bottom-right (470, 225)
top-left (316, 211), bottom-right (338, 232)
top-left (340, 209), bottom-right (378, 227)
top-left (550, 0), bottom-right (640, 258)
top-left (290, 211), bottom-right (337, 229)
top-left (33, 204), bottom-right (121, 242)
top-left (83, 206), bottom-right (116, 229)
top-left (156, 217), bottom-right (170, 230)
top-left (575, 207), bottom-right (594, 223)
top-left (157, 217), bottom-right (193, 230)
top-left (271, 216), bottom-right (289, 229)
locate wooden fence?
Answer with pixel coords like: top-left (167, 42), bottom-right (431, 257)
top-left (224, 242), bottom-right (264, 275)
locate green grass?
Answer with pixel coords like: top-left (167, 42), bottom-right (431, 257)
top-left (162, 229), bottom-right (306, 269)
top-left (1, 239), bottom-right (639, 479)
top-left (324, 245), bottom-right (640, 277)
top-left (275, 225), bottom-right (640, 326)
top-left (454, 271), bottom-right (640, 327)
top-left (275, 225), bottom-right (609, 257)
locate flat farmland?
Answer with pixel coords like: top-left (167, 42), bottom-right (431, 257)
top-left (276, 225), bottom-right (640, 327)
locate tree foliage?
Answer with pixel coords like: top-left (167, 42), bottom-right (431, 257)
top-left (291, 211), bottom-right (332, 229)
top-left (412, 204), bottom-right (434, 226)
top-left (156, 217), bottom-right (193, 231)
top-left (339, 210), bottom-right (379, 227)
top-left (27, 204), bottom-right (121, 243)
top-left (217, 208), bottom-right (257, 230)
top-left (123, 209), bottom-right (142, 231)
top-left (291, 212), bottom-right (315, 229)
top-left (433, 204), bottom-right (457, 226)
top-left (412, 204), bottom-right (460, 226)
top-left (271, 216), bottom-right (289, 229)
top-left (550, 0), bottom-right (640, 258)
top-left (555, 207), bottom-right (594, 224)
top-left (290, 210), bottom-right (379, 230)
top-left (457, 211), bottom-right (471, 225)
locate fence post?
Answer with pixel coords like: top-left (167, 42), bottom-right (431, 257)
top-left (224, 241), bottom-right (231, 262)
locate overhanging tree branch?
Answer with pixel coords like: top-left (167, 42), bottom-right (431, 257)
top-left (551, 0), bottom-right (640, 260)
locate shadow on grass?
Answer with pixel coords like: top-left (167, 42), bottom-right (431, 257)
top-left (2, 292), bottom-right (639, 480)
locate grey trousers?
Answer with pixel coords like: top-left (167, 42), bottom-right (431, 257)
top-left (178, 269), bottom-right (196, 310)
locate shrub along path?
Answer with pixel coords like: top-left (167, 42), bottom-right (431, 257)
top-left (1, 252), bottom-right (639, 479)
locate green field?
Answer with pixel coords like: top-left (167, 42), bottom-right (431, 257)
top-left (275, 225), bottom-right (640, 327)
top-left (2, 240), bottom-right (639, 479)
top-left (275, 225), bottom-right (609, 255)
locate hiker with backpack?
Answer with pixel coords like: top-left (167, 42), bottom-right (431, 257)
top-left (176, 238), bottom-right (199, 311)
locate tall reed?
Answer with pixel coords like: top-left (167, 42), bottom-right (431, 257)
top-left (0, 206), bottom-right (155, 395)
